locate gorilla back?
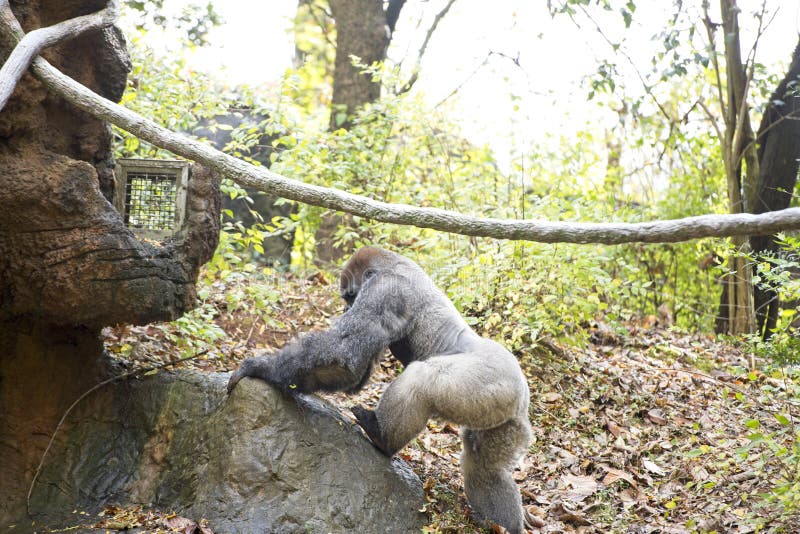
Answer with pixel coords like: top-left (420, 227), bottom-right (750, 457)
top-left (228, 246), bottom-right (532, 533)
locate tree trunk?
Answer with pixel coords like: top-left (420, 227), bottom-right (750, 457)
top-left (715, 0), bottom-right (756, 335)
top-left (0, 0), bottom-right (220, 523)
top-left (315, 0), bottom-right (396, 265)
top-left (328, 0), bottom-right (390, 130)
top-left (749, 40), bottom-right (800, 338)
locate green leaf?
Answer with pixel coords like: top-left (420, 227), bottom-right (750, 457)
top-left (621, 9), bottom-right (632, 28)
top-left (775, 413), bottom-right (791, 426)
top-left (744, 418), bottom-right (760, 429)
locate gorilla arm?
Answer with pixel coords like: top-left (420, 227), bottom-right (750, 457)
top-left (227, 273), bottom-right (410, 394)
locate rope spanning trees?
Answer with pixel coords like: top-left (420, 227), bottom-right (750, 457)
top-left (2, 2), bottom-right (800, 245)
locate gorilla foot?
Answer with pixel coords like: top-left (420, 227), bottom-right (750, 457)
top-left (351, 405), bottom-right (392, 456)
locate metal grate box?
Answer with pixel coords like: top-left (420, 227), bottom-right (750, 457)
top-left (113, 159), bottom-right (189, 240)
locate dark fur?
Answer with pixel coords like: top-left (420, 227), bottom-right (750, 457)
top-left (228, 246), bottom-right (532, 533)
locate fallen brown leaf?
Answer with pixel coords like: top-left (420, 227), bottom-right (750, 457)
top-left (562, 474), bottom-right (598, 502)
top-left (641, 458), bottom-right (667, 476)
top-left (606, 418), bottom-right (625, 437)
top-left (552, 501), bottom-right (593, 526)
top-left (601, 467), bottom-right (637, 488)
top-left (646, 408), bottom-right (667, 425)
top-left (524, 506), bottom-right (547, 528)
top-left (619, 488), bottom-right (640, 509)
top-left (162, 515), bottom-right (198, 532)
top-left (543, 391), bottom-right (562, 403)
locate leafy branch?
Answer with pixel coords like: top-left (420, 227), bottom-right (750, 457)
top-left (3, 3), bottom-right (800, 244)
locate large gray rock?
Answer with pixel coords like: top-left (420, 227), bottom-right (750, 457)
top-left (27, 371), bottom-right (425, 533)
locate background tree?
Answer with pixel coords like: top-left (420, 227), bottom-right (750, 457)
top-left (748, 42), bottom-right (800, 337)
top-left (328, 0), bottom-right (405, 129)
top-left (303, 0), bottom-right (409, 263)
top-left (711, 0), bottom-right (759, 335)
top-left (551, 0), bottom-right (798, 336)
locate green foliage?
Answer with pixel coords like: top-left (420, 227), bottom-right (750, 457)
top-left (115, 36), bottom-right (230, 159)
top-left (735, 234), bottom-right (800, 523)
top-left (733, 399), bottom-right (800, 525)
top-left (111, 6), bottom-right (800, 530)
top-left (165, 301), bottom-right (227, 353)
top-left (115, 37), bottom-right (738, 340)
top-left (749, 235), bottom-right (800, 365)
top-left (123, 0), bottom-right (221, 46)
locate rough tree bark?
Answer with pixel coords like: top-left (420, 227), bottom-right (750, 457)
top-left (0, 0), bottom-right (220, 523)
top-left (328, 0), bottom-right (405, 130)
top-left (315, 0), bottom-right (406, 264)
top-left (749, 39), bottom-right (800, 338)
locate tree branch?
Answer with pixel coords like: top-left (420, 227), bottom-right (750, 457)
top-left (575, 4), bottom-right (674, 127)
top-left (3, 7), bottom-right (800, 245)
top-left (0, 0), bottom-right (119, 111)
top-left (398, 0), bottom-right (456, 94)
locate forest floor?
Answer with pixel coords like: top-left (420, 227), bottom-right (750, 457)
top-left (99, 270), bottom-right (800, 533)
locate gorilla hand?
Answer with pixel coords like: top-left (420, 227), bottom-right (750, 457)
top-left (227, 356), bottom-right (281, 394)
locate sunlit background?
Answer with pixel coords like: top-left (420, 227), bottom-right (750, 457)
top-left (122, 0), bottom-right (800, 169)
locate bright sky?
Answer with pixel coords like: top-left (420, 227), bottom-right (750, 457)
top-left (129, 1), bottom-right (800, 162)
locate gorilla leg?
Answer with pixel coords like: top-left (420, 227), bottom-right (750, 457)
top-left (461, 418), bottom-right (531, 534)
top-left (353, 360), bottom-right (432, 455)
top-left (354, 353), bottom-right (527, 455)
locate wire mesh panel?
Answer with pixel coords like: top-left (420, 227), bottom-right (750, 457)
top-left (114, 159), bottom-right (189, 240)
top-left (124, 172), bottom-right (177, 230)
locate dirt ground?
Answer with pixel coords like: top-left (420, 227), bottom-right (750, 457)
top-left (95, 272), bottom-right (799, 533)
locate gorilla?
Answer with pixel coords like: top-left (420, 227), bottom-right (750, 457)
top-left (227, 246), bottom-right (532, 533)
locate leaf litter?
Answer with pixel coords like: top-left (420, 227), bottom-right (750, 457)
top-left (100, 271), bottom-right (800, 533)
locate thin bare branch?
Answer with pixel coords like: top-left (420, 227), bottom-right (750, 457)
top-left (434, 52), bottom-right (490, 107)
top-left (698, 98), bottom-right (725, 142)
top-left (575, 4), bottom-right (673, 126)
top-left (398, 0), bottom-right (457, 94)
top-left (26, 349), bottom-right (208, 516)
top-left (0, 0), bottom-right (119, 111)
top-left (701, 1), bottom-right (727, 127)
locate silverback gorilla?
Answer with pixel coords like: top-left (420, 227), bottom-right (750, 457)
top-left (227, 246), bottom-right (532, 533)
